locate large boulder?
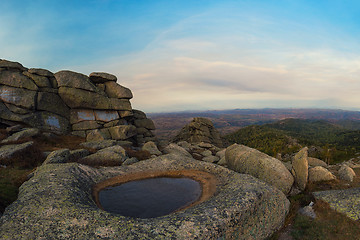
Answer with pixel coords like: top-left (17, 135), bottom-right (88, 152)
top-left (339, 164), bottom-right (356, 182)
top-left (308, 166), bottom-right (336, 182)
top-left (104, 81), bottom-right (133, 99)
top-left (172, 117), bottom-right (223, 147)
top-left (225, 144), bottom-right (294, 195)
top-left (291, 147), bottom-right (308, 191)
top-left (55, 70), bottom-right (98, 92)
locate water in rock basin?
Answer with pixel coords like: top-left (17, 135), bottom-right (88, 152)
top-left (98, 177), bottom-right (202, 218)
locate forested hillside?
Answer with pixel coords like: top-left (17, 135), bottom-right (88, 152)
top-left (225, 119), bottom-right (360, 163)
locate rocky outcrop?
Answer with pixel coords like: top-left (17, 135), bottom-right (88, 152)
top-left (0, 60), bottom-right (69, 133)
top-left (225, 144), bottom-right (294, 195)
top-left (0, 153), bottom-right (290, 239)
top-left (0, 60), bottom-right (155, 146)
top-left (291, 147), bottom-right (308, 191)
top-left (172, 117), bottom-right (223, 147)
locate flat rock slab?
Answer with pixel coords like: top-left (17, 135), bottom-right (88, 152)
top-left (313, 188), bottom-right (360, 220)
top-left (0, 154), bottom-right (290, 240)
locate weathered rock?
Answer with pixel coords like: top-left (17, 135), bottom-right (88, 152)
top-left (0, 59), bottom-right (27, 71)
top-left (0, 155), bottom-right (290, 239)
top-left (216, 149), bottom-right (226, 159)
top-left (118, 110), bottom-right (133, 118)
top-left (202, 155), bottom-right (219, 163)
top-left (70, 109), bottom-right (95, 124)
top-left (58, 87), bottom-right (112, 109)
top-left (217, 156), bottom-right (227, 166)
top-left (142, 141), bottom-right (161, 156)
top-left (172, 117), bottom-right (223, 147)
top-left (226, 144), bottom-right (294, 195)
top-left (72, 121), bottom-right (101, 131)
top-left (198, 142), bottom-right (213, 148)
top-left (339, 165), bottom-right (356, 182)
top-left (108, 125), bottom-right (137, 140)
top-left (163, 143), bottom-right (193, 158)
top-left (37, 92), bottom-right (70, 118)
top-left (86, 129), bottom-right (109, 142)
top-left (28, 68), bottom-right (54, 77)
top-left (4, 103), bottom-right (31, 114)
top-left (0, 102), bottom-right (26, 122)
top-left (55, 70), bottom-right (98, 92)
top-left (81, 145), bottom-right (127, 165)
top-left (103, 119), bottom-right (127, 128)
top-left (177, 141), bottom-right (191, 151)
top-left (79, 140), bottom-right (117, 150)
top-left (308, 166), bottom-right (336, 182)
top-left (291, 147), bottom-right (308, 191)
top-left (89, 72), bottom-right (117, 83)
top-left (0, 85), bottom-right (37, 109)
top-left (0, 141), bottom-right (34, 159)
top-left (94, 110), bottom-right (119, 122)
top-left (308, 157), bottom-right (327, 167)
top-left (314, 188), bottom-right (360, 220)
top-left (122, 157), bottom-right (139, 165)
top-left (69, 149), bottom-right (90, 160)
top-left (43, 149), bottom-right (70, 164)
top-left (132, 109), bottom-right (147, 119)
top-left (23, 112), bottom-right (70, 133)
top-left (1, 128), bottom-right (40, 143)
top-left (200, 149), bottom-right (212, 157)
top-left (104, 81), bottom-right (133, 99)
top-left (71, 130), bottom-right (86, 138)
top-left (23, 71), bottom-right (52, 88)
top-left (109, 98), bottom-right (132, 111)
top-left (0, 70), bottom-right (38, 90)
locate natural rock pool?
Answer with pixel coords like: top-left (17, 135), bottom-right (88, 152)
top-left (98, 177), bottom-right (202, 218)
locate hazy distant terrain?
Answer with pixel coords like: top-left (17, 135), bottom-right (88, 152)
top-left (148, 108), bottom-right (360, 141)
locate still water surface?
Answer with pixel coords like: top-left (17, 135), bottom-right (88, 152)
top-left (99, 177), bottom-right (202, 218)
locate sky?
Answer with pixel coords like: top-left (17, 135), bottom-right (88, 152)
top-left (1, 0), bottom-right (360, 112)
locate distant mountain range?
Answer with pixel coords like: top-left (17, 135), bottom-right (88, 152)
top-left (148, 108), bottom-right (360, 141)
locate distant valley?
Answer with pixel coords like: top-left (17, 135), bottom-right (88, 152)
top-left (148, 108), bottom-right (360, 142)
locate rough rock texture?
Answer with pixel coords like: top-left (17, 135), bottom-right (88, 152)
top-left (314, 188), bottom-right (360, 220)
top-left (226, 144), bottom-right (294, 195)
top-left (308, 166), bottom-right (336, 182)
top-left (172, 117), bottom-right (223, 147)
top-left (0, 59), bottom-right (155, 146)
top-left (308, 157), bottom-right (327, 167)
top-left (291, 147), bottom-right (308, 191)
top-left (339, 165), bottom-right (356, 182)
top-left (1, 128), bottom-right (40, 143)
top-left (80, 145), bottom-right (127, 165)
top-left (0, 154), bottom-right (289, 240)
top-left (43, 149), bottom-right (70, 164)
top-left (141, 141), bottom-right (162, 156)
top-left (0, 141), bottom-right (34, 159)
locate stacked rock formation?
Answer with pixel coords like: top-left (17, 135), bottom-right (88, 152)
top-left (0, 59), bottom-right (155, 146)
top-left (172, 117), bottom-right (223, 147)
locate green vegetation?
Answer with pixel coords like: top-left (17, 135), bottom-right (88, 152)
top-left (225, 118), bottom-right (360, 163)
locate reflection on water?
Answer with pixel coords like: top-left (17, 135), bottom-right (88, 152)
top-left (99, 177), bottom-right (202, 218)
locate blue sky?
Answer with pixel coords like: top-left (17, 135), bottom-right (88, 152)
top-left (1, 0), bottom-right (360, 112)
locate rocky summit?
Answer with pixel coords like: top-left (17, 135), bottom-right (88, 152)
top-left (172, 117), bottom-right (223, 147)
top-left (0, 59), bottom-right (155, 146)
